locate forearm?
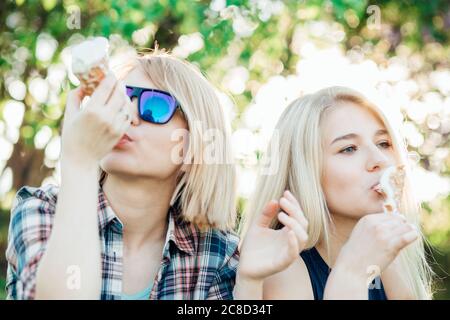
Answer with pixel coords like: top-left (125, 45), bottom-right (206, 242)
top-left (233, 272), bottom-right (264, 300)
top-left (36, 159), bottom-right (102, 299)
top-left (381, 258), bottom-right (416, 300)
top-left (324, 263), bottom-right (368, 300)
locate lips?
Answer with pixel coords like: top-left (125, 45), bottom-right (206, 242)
top-left (370, 182), bottom-right (384, 195)
top-left (121, 133), bottom-right (133, 141)
top-left (114, 133), bottom-right (133, 148)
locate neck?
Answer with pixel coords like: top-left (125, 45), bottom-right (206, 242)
top-left (102, 173), bottom-right (178, 251)
top-left (316, 213), bottom-right (358, 268)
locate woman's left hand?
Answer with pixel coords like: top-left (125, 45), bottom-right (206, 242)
top-left (237, 190), bottom-right (309, 281)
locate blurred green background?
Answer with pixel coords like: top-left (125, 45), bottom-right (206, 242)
top-left (0, 0), bottom-right (449, 299)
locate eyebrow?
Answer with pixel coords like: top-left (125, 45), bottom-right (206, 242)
top-left (331, 129), bottom-right (389, 145)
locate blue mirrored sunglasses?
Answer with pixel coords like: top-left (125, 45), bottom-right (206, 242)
top-left (125, 85), bottom-right (181, 124)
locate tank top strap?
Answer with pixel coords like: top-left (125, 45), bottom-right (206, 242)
top-left (300, 247), bottom-right (330, 300)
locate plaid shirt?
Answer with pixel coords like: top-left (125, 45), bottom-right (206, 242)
top-left (5, 184), bottom-right (240, 300)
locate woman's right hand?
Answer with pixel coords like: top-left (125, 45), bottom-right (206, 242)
top-left (238, 190), bottom-right (309, 281)
top-left (335, 213), bottom-right (418, 278)
top-left (61, 73), bottom-right (131, 168)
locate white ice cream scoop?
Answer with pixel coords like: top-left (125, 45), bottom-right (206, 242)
top-left (70, 37), bottom-right (110, 97)
top-left (71, 37), bottom-right (109, 74)
top-left (374, 165), bottom-right (405, 214)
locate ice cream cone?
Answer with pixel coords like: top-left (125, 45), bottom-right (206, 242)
top-left (379, 165), bottom-right (405, 214)
top-left (71, 37), bottom-right (110, 98)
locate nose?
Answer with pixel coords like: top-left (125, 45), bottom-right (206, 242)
top-left (366, 143), bottom-right (390, 172)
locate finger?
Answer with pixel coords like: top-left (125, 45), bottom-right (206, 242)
top-left (64, 88), bottom-right (82, 118)
top-left (90, 73), bottom-right (118, 106)
top-left (382, 215), bottom-right (410, 231)
top-left (282, 190), bottom-right (309, 227)
top-left (258, 200), bottom-right (280, 228)
top-left (389, 229), bottom-right (419, 252)
top-left (107, 81), bottom-right (129, 110)
top-left (369, 212), bottom-right (398, 224)
top-left (280, 192), bottom-right (308, 229)
top-left (119, 118), bottom-right (131, 134)
top-left (385, 213), bottom-right (408, 223)
top-left (115, 122), bottom-right (131, 141)
top-left (279, 196), bottom-right (308, 230)
top-left (389, 223), bottom-right (416, 237)
top-left (283, 190), bottom-right (301, 208)
top-left (118, 80), bottom-right (129, 100)
top-left (112, 106), bottom-right (125, 125)
top-left (278, 212), bottom-right (308, 247)
top-left (113, 104), bottom-right (131, 131)
top-left (285, 229), bottom-right (300, 261)
top-left (377, 218), bottom-right (407, 232)
top-left (105, 85), bottom-right (127, 112)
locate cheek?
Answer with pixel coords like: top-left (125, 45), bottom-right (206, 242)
top-left (323, 157), bottom-right (358, 192)
top-left (385, 149), bottom-right (397, 166)
top-left (137, 122), bottom-right (188, 171)
top-left (140, 128), bottom-right (178, 161)
top-left (322, 157), bottom-right (363, 213)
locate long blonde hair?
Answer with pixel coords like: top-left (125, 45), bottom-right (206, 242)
top-left (101, 50), bottom-right (237, 231)
top-left (240, 86), bottom-right (433, 299)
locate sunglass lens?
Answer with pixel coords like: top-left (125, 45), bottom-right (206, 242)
top-left (139, 91), bottom-right (177, 124)
top-left (126, 87), bottom-right (134, 98)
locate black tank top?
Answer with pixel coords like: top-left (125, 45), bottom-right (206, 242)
top-left (300, 247), bottom-right (387, 300)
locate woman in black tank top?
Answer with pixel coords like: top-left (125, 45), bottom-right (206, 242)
top-left (235, 87), bottom-right (432, 300)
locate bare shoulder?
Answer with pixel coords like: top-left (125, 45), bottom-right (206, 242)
top-left (263, 255), bottom-right (314, 300)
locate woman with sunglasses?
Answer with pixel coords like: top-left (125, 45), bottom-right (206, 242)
top-left (6, 51), bottom-right (238, 300)
top-left (234, 86), bottom-right (433, 300)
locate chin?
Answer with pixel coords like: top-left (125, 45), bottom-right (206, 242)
top-left (101, 150), bottom-right (135, 166)
top-left (346, 205), bottom-right (383, 219)
top-left (100, 157), bottom-right (134, 176)
top-left (363, 204), bottom-right (384, 215)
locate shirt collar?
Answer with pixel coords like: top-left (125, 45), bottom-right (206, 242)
top-left (97, 185), bottom-right (121, 231)
top-left (165, 205), bottom-right (197, 256)
top-left (97, 184), bottom-right (197, 255)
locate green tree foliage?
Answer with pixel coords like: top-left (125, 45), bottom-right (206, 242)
top-left (0, 0), bottom-right (449, 299)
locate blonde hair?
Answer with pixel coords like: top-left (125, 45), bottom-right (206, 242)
top-left (101, 50), bottom-right (237, 231)
top-left (240, 86), bottom-right (433, 299)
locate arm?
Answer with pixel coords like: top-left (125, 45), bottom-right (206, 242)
top-left (235, 257), bottom-right (314, 300)
top-left (35, 75), bottom-right (130, 299)
top-left (323, 262), bottom-right (369, 300)
top-left (5, 170), bottom-right (101, 300)
top-left (263, 258), bottom-right (314, 300)
top-left (233, 273), bottom-right (264, 300)
top-left (380, 256), bottom-right (416, 300)
top-left (35, 160), bottom-right (102, 299)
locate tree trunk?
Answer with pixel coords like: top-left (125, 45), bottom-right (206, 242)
top-left (5, 138), bottom-right (53, 191)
